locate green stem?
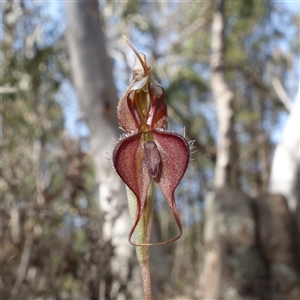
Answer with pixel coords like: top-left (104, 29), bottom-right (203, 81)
top-left (126, 180), bottom-right (155, 300)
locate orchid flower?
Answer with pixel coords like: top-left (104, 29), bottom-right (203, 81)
top-left (113, 38), bottom-right (190, 247)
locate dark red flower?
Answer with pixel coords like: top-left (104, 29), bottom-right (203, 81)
top-left (113, 41), bottom-right (190, 246)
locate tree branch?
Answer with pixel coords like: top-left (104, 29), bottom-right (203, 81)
top-left (9, 236), bottom-right (33, 300)
top-left (271, 76), bottom-right (293, 112)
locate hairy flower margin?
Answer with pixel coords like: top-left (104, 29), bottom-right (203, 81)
top-left (112, 37), bottom-right (191, 246)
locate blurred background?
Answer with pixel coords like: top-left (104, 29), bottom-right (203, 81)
top-left (1, 0), bottom-right (299, 299)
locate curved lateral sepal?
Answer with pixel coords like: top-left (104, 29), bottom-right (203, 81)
top-left (112, 133), bottom-right (152, 247)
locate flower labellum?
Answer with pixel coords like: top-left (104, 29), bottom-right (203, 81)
top-left (143, 141), bottom-right (161, 178)
top-left (113, 37), bottom-right (190, 246)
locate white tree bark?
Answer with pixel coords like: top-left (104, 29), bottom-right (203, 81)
top-left (65, 1), bottom-right (141, 298)
top-left (269, 87), bottom-right (300, 229)
top-left (211, 0), bottom-right (236, 188)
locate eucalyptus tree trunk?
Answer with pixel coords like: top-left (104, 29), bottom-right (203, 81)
top-left (199, 1), bottom-right (239, 297)
top-left (269, 89), bottom-right (300, 232)
top-left (210, 0), bottom-right (236, 189)
top-left (65, 1), bottom-right (141, 298)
